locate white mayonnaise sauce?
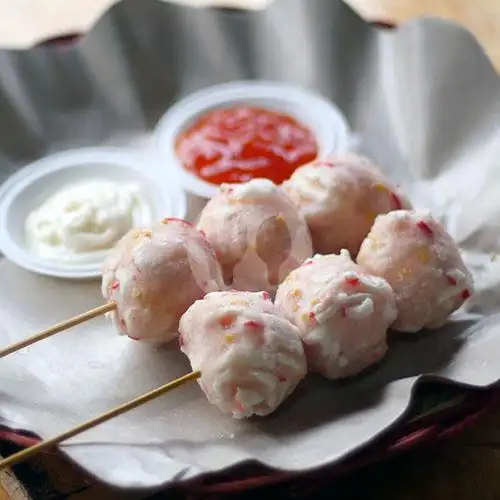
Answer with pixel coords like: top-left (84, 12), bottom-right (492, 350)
top-left (25, 179), bottom-right (152, 262)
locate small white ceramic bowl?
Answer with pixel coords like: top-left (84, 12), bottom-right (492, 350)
top-left (154, 80), bottom-right (353, 199)
top-left (0, 147), bottom-right (186, 279)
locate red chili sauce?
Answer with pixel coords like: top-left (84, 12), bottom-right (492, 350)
top-left (175, 106), bottom-right (318, 185)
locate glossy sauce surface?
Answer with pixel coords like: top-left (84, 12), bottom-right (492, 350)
top-left (175, 106), bottom-right (318, 185)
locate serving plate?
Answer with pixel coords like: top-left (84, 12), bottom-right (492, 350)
top-left (0, 0), bottom-right (499, 490)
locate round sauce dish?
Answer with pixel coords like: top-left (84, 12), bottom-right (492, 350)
top-left (155, 81), bottom-right (352, 199)
top-left (0, 147), bottom-right (186, 279)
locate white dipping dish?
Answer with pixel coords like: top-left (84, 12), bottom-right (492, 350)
top-left (0, 147), bottom-right (186, 279)
top-left (154, 80), bottom-right (353, 199)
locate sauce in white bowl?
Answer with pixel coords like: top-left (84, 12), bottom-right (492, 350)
top-left (155, 80), bottom-right (353, 200)
top-left (0, 147), bottom-right (186, 279)
top-left (25, 179), bottom-right (152, 263)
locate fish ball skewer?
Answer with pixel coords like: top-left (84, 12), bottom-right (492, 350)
top-left (276, 251), bottom-right (397, 379)
top-left (197, 178), bottom-right (313, 294)
top-left (356, 210), bottom-right (474, 332)
top-left (179, 290), bottom-right (307, 418)
top-left (102, 217), bottom-right (225, 343)
top-left (282, 153), bottom-right (412, 256)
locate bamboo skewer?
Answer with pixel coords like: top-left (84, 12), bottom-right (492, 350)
top-left (0, 302), bottom-right (116, 359)
top-left (0, 370), bottom-right (201, 470)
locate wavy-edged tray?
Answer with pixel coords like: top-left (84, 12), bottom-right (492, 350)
top-left (0, 384), bottom-right (497, 496)
top-left (0, 0), bottom-right (499, 491)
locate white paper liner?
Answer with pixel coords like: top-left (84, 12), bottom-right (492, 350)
top-left (0, 0), bottom-right (499, 490)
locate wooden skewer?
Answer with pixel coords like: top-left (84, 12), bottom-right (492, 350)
top-left (0, 370), bottom-right (201, 470)
top-left (0, 302), bottom-right (116, 359)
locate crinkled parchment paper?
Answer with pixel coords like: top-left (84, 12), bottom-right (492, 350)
top-left (0, 0), bottom-right (499, 490)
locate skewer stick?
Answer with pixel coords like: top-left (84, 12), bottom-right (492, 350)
top-left (0, 302), bottom-right (116, 359)
top-left (0, 370), bottom-right (201, 470)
